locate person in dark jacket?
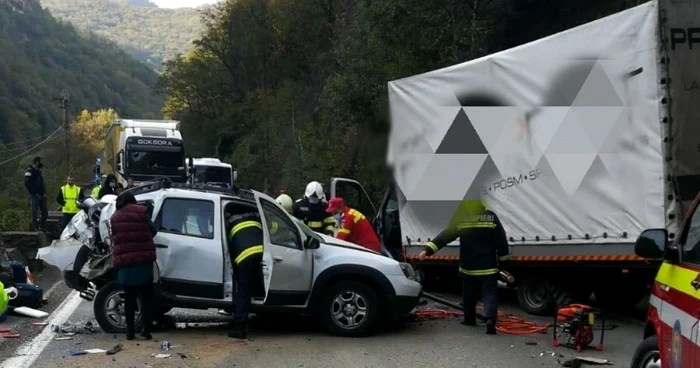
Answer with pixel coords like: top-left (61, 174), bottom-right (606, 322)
top-left (110, 191), bottom-right (157, 341)
top-left (291, 181), bottom-right (335, 235)
top-left (98, 174), bottom-right (118, 200)
top-left (24, 157), bottom-right (47, 231)
top-left (418, 200), bottom-right (510, 335)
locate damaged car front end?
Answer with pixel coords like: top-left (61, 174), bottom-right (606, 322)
top-left (38, 195), bottom-right (118, 302)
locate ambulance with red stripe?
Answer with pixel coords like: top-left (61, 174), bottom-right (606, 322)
top-left (631, 203), bottom-right (700, 367)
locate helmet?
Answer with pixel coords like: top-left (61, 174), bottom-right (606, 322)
top-left (276, 194), bottom-right (293, 214)
top-left (304, 181), bottom-right (325, 202)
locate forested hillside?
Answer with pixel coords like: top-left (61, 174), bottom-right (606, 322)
top-left (158, 0), bottom-right (642, 200)
top-left (0, 0), bottom-right (162, 229)
top-left (41, 0), bottom-right (207, 69)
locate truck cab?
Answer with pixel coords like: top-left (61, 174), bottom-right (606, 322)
top-left (631, 193), bottom-right (700, 367)
top-left (190, 158), bottom-right (236, 188)
top-left (103, 119), bottom-right (188, 187)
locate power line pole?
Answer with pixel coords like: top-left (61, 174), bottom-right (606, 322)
top-left (53, 90), bottom-right (70, 162)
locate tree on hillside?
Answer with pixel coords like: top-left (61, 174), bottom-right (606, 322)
top-left (41, 0), bottom-right (208, 69)
top-left (71, 108), bottom-right (118, 152)
top-left (158, 0), bottom-right (639, 199)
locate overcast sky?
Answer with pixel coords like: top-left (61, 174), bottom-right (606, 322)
top-left (150, 0), bottom-right (221, 8)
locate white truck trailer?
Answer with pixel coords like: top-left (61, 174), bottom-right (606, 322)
top-left (102, 119), bottom-right (188, 187)
top-left (330, 0), bottom-right (699, 315)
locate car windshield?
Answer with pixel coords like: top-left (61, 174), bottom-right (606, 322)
top-left (293, 217), bottom-right (324, 242)
top-left (194, 166), bottom-right (231, 186)
top-left (127, 150), bottom-right (184, 176)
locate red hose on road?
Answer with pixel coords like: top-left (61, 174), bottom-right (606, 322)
top-left (413, 307), bottom-right (551, 335)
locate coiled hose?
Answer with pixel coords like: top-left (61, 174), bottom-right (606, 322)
top-left (417, 292), bottom-right (551, 335)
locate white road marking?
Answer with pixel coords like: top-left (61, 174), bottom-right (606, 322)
top-left (0, 291), bottom-right (83, 368)
top-left (42, 281), bottom-right (65, 300)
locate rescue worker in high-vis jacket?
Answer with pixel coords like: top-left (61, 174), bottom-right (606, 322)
top-left (326, 197), bottom-right (381, 253)
top-left (225, 209), bottom-right (264, 339)
top-left (56, 175), bottom-right (85, 231)
top-left (92, 174), bottom-right (107, 199)
top-left (292, 181), bottom-right (335, 235)
top-left (418, 200), bottom-right (510, 335)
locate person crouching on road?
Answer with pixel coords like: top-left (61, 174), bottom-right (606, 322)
top-left (418, 200), bottom-right (510, 335)
top-left (110, 191), bottom-right (157, 341)
top-left (326, 197), bottom-right (381, 253)
top-left (225, 209), bottom-right (264, 339)
top-left (57, 175), bottom-right (85, 231)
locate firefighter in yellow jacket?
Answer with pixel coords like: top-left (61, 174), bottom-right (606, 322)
top-left (418, 200), bottom-right (510, 334)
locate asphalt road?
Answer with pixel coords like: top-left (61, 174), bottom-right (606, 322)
top-left (0, 279), bottom-right (645, 368)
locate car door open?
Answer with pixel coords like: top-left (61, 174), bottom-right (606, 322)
top-left (330, 177), bottom-right (376, 219)
top-left (153, 195), bottom-right (225, 300)
top-left (252, 191), bottom-right (314, 307)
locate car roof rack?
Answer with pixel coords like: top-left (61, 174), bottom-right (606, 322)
top-left (126, 177), bottom-right (255, 201)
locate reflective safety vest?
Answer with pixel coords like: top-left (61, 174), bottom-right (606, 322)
top-left (61, 185), bottom-right (81, 214)
top-left (91, 185), bottom-right (101, 199)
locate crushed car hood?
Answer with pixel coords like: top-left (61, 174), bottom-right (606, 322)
top-left (318, 234), bottom-right (380, 255)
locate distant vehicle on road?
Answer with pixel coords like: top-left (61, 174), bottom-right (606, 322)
top-left (102, 119), bottom-right (189, 187)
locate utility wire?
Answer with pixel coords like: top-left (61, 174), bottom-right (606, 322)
top-left (0, 130), bottom-right (59, 147)
top-left (0, 126), bottom-right (64, 167)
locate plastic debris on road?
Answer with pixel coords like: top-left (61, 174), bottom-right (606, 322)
top-left (153, 353), bottom-right (171, 359)
top-left (84, 349), bottom-right (107, 354)
top-left (106, 343), bottom-right (123, 355)
top-left (160, 340), bottom-right (170, 351)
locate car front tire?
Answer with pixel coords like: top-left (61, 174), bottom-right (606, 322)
top-left (94, 281), bottom-right (143, 334)
top-left (319, 280), bottom-right (380, 337)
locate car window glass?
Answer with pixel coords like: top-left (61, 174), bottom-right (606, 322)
top-left (681, 204), bottom-right (700, 266)
top-left (334, 180), bottom-right (374, 218)
top-left (160, 198), bottom-right (215, 239)
top-left (261, 199), bottom-right (302, 250)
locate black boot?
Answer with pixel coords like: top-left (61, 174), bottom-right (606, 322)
top-left (126, 327), bottom-right (135, 341)
top-left (486, 321), bottom-right (497, 335)
top-left (461, 315), bottom-right (476, 326)
top-left (228, 321), bottom-right (246, 339)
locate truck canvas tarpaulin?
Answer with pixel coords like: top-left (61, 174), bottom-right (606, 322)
top-left (386, 1), bottom-right (672, 248)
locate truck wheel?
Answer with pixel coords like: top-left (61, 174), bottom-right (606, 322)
top-left (631, 335), bottom-right (660, 368)
top-left (517, 276), bottom-right (555, 315)
top-left (551, 284), bottom-right (574, 308)
top-left (319, 280), bottom-right (380, 337)
top-left (94, 281), bottom-right (143, 334)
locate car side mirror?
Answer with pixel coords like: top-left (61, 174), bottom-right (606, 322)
top-left (305, 236), bottom-right (320, 250)
top-left (635, 228), bottom-right (668, 260)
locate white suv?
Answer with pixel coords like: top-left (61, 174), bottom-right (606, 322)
top-left (92, 183), bottom-right (422, 337)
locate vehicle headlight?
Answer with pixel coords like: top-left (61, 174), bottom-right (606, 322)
top-left (399, 262), bottom-right (417, 281)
